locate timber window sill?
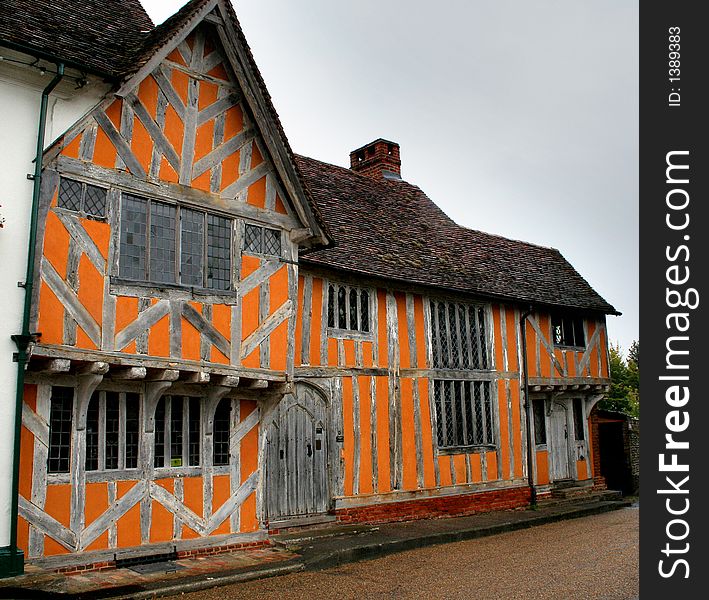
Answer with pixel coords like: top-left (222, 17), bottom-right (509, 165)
top-left (436, 445), bottom-right (497, 456)
top-left (110, 277), bottom-right (238, 300)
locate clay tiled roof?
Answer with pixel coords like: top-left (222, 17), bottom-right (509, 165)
top-left (0, 0), bottom-right (153, 77)
top-left (296, 155), bottom-right (618, 315)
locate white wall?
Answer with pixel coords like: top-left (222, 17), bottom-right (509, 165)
top-left (0, 53), bottom-right (109, 548)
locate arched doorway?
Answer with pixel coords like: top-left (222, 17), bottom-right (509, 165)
top-left (265, 383), bottom-right (330, 521)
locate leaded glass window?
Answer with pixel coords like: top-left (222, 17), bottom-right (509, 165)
top-left (48, 387), bottom-right (73, 474)
top-left (429, 299), bottom-right (489, 369)
top-left (243, 223), bottom-right (281, 257)
top-left (154, 396), bottom-right (201, 469)
top-left (57, 177), bottom-right (107, 218)
top-left (432, 380), bottom-right (495, 449)
top-left (326, 282), bottom-right (371, 334)
top-left (213, 398), bottom-right (231, 466)
top-left (533, 399), bottom-right (547, 445)
top-left (85, 391), bottom-right (141, 472)
top-left (119, 194), bottom-right (233, 290)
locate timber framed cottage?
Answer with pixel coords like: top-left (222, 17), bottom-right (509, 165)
top-left (0, 0), bottom-right (618, 575)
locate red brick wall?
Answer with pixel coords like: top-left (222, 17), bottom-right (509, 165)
top-left (590, 408), bottom-right (607, 490)
top-left (336, 486), bottom-right (531, 524)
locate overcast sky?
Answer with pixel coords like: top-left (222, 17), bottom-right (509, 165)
top-left (141, 0), bottom-right (639, 354)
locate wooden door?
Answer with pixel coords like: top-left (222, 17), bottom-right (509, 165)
top-left (265, 384), bottom-right (329, 520)
top-left (549, 401), bottom-right (572, 481)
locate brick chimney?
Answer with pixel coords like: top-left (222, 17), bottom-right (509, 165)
top-left (350, 139), bottom-right (401, 180)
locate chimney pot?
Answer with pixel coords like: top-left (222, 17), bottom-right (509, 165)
top-left (350, 139), bottom-right (401, 180)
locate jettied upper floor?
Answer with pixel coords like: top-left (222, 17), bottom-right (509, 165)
top-left (30, 0), bottom-right (330, 386)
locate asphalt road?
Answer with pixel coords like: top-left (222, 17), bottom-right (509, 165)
top-left (170, 506), bottom-right (639, 600)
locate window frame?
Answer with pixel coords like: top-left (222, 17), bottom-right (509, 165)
top-left (533, 398), bottom-right (548, 447)
top-left (153, 395), bottom-right (203, 470)
top-left (56, 176), bottom-right (109, 220)
top-left (47, 386), bottom-right (74, 474)
top-left (325, 280), bottom-right (374, 339)
top-left (551, 314), bottom-right (586, 349)
top-left (431, 379), bottom-right (497, 453)
top-left (117, 192), bottom-right (235, 292)
top-left (242, 222), bottom-right (283, 258)
top-left (85, 390), bottom-right (141, 473)
top-left (428, 298), bottom-right (491, 370)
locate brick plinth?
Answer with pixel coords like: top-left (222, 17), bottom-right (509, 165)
top-left (335, 486), bottom-right (531, 525)
top-left (51, 540), bottom-right (271, 575)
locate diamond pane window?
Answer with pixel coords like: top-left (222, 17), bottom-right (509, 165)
top-left (242, 223), bottom-right (281, 257)
top-left (84, 184), bottom-right (107, 217)
top-left (433, 380), bottom-right (495, 449)
top-left (57, 177), bottom-right (107, 217)
top-left (58, 178), bottom-right (82, 212)
top-left (244, 224), bottom-right (261, 253)
top-left (429, 299), bottom-right (490, 370)
top-left (119, 194), bottom-right (233, 290)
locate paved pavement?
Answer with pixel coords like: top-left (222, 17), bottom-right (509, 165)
top-left (169, 506), bottom-right (639, 600)
top-left (0, 496), bottom-right (634, 599)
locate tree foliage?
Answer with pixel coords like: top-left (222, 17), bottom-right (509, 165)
top-left (599, 341), bottom-right (639, 417)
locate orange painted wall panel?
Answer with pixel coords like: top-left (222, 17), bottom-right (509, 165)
top-left (116, 481), bottom-right (142, 548)
top-left (182, 306), bottom-right (202, 362)
top-left (148, 312), bottom-right (170, 357)
top-left (396, 293), bottom-right (411, 369)
top-left (577, 460), bottom-right (588, 481)
top-left (496, 380), bottom-right (509, 481)
top-left (43, 211), bottom-right (70, 277)
top-left (526, 321), bottom-right (538, 377)
top-left (492, 305), bottom-right (504, 371)
top-left (511, 385), bottom-right (524, 479)
top-left (342, 377), bottom-right (354, 497)
top-left (453, 454), bottom-right (467, 484)
top-left (309, 278), bottom-right (323, 366)
top-left (150, 478), bottom-right (174, 543)
top-left (181, 477), bottom-right (203, 539)
top-left (438, 456), bottom-right (453, 487)
top-left (470, 452), bottom-right (482, 483)
top-left (62, 132), bottom-right (82, 159)
top-left (38, 282), bottom-right (64, 345)
top-left (417, 379), bottom-right (436, 489)
top-left (247, 176), bottom-right (266, 209)
top-left (413, 296), bottom-right (428, 368)
top-left (294, 276), bottom-right (304, 367)
top-left (587, 321), bottom-right (599, 376)
top-left (505, 307), bottom-right (519, 372)
top-left (537, 314), bottom-right (552, 377)
top-left (211, 475), bottom-right (232, 535)
top-left (400, 378), bottom-right (418, 490)
top-left (376, 290), bottom-right (388, 368)
top-left (536, 451), bottom-right (550, 485)
top-left (80, 218), bottom-right (110, 260)
top-left (77, 254), bottom-right (104, 326)
top-left (239, 400), bottom-right (259, 532)
top-left (357, 376), bottom-right (374, 495)
top-left (343, 339), bottom-right (355, 367)
top-left (374, 376), bottom-right (391, 493)
top-left (486, 452), bottom-right (498, 481)
top-left (44, 486), bottom-right (71, 529)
